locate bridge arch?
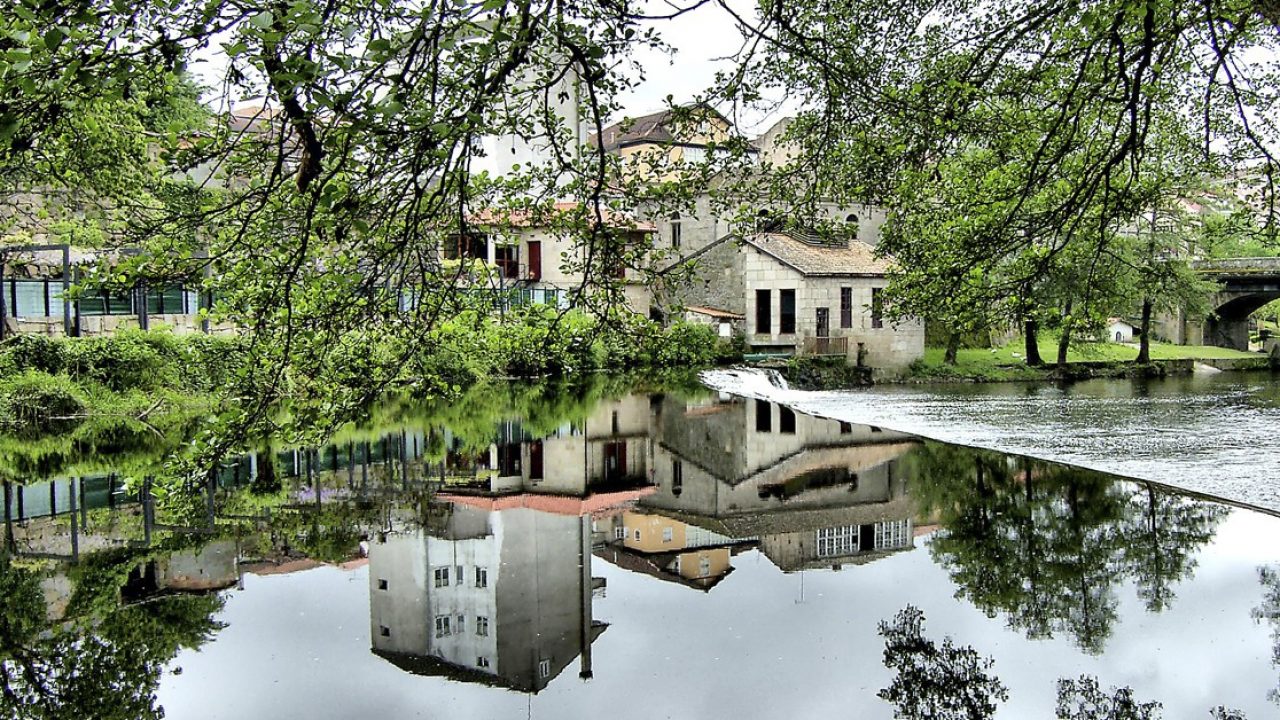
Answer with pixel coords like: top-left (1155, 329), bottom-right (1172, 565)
top-left (1205, 290), bottom-right (1280, 350)
top-left (1191, 258), bottom-right (1280, 350)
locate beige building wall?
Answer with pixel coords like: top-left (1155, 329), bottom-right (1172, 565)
top-left (739, 247), bottom-right (923, 370)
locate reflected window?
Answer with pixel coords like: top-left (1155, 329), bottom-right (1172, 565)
top-left (634, 529), bottom-right (641, 541)
top-left (434, 615), bottom-right (452, 638)
top-left (433, 567), bottom-right (449, 587)
top-left (379, 625), bottom-right (391, 638)
top-left (455, 565), bottom-right (463, 585)
top-left (529, 440), bottom-right (544, 480)
top-left (817, 525), bottom-right (859, 558)
top-left (475, 567), bottom-right (488, 588)
top-left (539, 659), bottom-right (552, 678)
top-left (779, 407), bottom-right (796, 434)
top-left (377, 578), bottom-right (389, 591)
top-left (874, 520), bottom-right (912, 550)
top-left (755, 400), bottom-right (772, 432)
top-left (699, 555), bottom-right (712, 577)
top-left (663, 527), bottom-right (674, 543)
top-left (476, 616), bottom-right (490, 636)
top-left (840, 287), bottom-right (853, 329)
top-left (839, 422), bottom-right (852, 434)
top-left (477, 656), bottom-right (491, 669)
top-left (672, 460), bottom-right (683, 497)
top-left (456, 614), bottom-right (465, 633)
top-left (614, 526), bottom-right (626, 540)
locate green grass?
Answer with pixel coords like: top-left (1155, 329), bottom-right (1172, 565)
top-left (912, 339), bottom-right (1261, 381)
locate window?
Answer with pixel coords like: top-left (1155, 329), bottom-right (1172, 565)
top-left (663, 527), bottom-right (674, 543)
top-left (477, 656), bottom-right (491, 669)
top-left (456, 614), bottom-right (466, 633)
top-left (476, 616), bottom-right (490, 637)
top-left (379, 625), bottom-right (391, 638)
top-left (475, 567), bottom-right (488, 588)
top-left (840, 287), bottom-right (853, 328)
top-left (539, 659), bottom-right (552, 678)
top-left (779, 289), bottom-right (796, 334)
top-left (871, 287), bottom-right (884, 329)
top-left (670, 214), bottom-right (682, 250)
top-left (434, 615), bottom-right (452, 638)
top-left (377, 578), bottom-right (389, 591)
top-left (682, 146), bottom-right (707, 163)
top-left (755, 400), bottom-right (772, 432)
top-left (779, 407), bottom-right (796, 434)
top-left (755, 289), bottom-right (771, 334)
top-left (433, 567), bottom-right (449, 587)
top-left (455, 565), bottom-right (463, 585)
top-left (446, 233), bottom-right (487, 260)
top-left (495, 245), bottom-right (519, 279)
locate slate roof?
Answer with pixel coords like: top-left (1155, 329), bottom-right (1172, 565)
top-left (592, 104), bottom-right (729, 151)
top-left (744, 232), bottom-right (892, 277)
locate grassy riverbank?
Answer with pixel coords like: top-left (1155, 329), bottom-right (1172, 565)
top-left (906, 340), bottom-right (1266, 382)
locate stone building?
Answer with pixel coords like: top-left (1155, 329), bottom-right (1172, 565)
top-left (660, 230), bottom-right (924, 372)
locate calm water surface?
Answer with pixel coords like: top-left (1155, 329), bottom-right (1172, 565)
top-left (3, 379), bottom-right (1279, 719)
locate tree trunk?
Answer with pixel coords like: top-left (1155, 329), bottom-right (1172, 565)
top-left (0, 256), bottom-right (7, 342)
top-left (944, 328), bottom-right (960, 365)
top-left (1024, 318), bottom-right (1043, 366)
top-left (1136, 298), bottom-right (1153, 364)
top-left (1057, 299), bottom-right (1073, 367)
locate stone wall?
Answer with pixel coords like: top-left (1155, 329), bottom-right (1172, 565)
top-left (5, 313), bottom-right (216, 337)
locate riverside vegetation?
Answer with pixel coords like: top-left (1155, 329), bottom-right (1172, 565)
top-left (0, 311), bottom-right (731, 486)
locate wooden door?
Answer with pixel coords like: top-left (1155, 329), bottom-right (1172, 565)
top-left (527, 241), bottom-right (542, 280)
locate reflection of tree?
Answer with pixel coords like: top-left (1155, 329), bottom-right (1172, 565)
top-left (0, 553), bottom-right (224, 719)
top-left (877, 605), bottom-right (1008, 720)
top-left (1056, 676), bottom-right (1160, 719)
top-left (910, 443), bottom-right (1226, 653)
top-left (875, 605), bottom-right (1250, 720)
top-left (1119, 486), bottom-right (1224, 613)
top-left (1254, 565), bottom-right (1280, 706)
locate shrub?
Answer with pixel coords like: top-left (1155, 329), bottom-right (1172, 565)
top-left (0, 371), bottom-right (87, 437)
top-left (0, 334), bottom-right (67, 374)
top-left (651, 321), bottom-right (719, 368)
top-left (63, 332), bottom-right (175, 392)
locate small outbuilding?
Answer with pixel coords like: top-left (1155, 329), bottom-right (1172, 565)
top-left (1107, 317), bottom-right (1138, 343)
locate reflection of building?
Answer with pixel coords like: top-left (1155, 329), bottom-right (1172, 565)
top-left (641, 395), bottom-right (920, 572)
top-left (369, 503), bottom-right (609, 692)
top-left (436, 395), bottom-right (653, 499)
top-left (594, 511), bottom-right (751, 591)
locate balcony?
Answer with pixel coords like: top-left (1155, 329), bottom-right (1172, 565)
top-left (800, 336), bottom-right (849, 357)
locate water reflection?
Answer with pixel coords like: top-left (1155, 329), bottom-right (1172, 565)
top-left (0, 382), bottom-right (1274, 717)
top-left (911, 444), bottom-right (1227, 653)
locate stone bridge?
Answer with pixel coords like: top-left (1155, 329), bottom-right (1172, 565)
top-left (1185, 257), bottom-right (1280, 350)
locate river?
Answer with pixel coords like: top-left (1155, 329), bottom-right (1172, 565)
top-left (704, 368), bottom-right (1280, 515)
top-left (1, 377), bottom-right (1278, 719)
